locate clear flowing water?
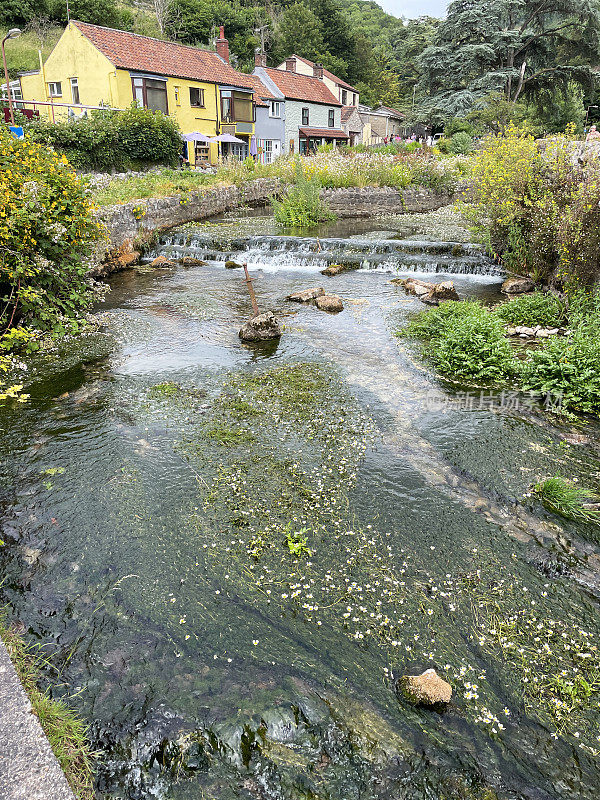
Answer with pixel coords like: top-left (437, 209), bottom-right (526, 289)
top-left (1, 209), bottom-right (600, 800)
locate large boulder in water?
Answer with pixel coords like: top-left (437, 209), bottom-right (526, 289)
top-left (501, 276), bottom-right (535, 294)
top-left (179, 256), bottom-right (207, 266)
top-left (394, 278), bottom-right (459, 305)
top-left (398, 669), bottom-right (452, 706)
top-left (225, 260), bottom-right (243, 269)
top-left (315, 294), bottom-right (344, 313)
top-left (239, 311), bottom-right (282, 342)
top-left (286, 288), bottom-right (325, 302)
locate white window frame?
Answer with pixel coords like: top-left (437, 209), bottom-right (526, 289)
top-left (269, 101), bottom-right (281, 118)
top-left (48, 81), bottom-right (62, 97)
top-left (70, 77), bottom-right (80, 104)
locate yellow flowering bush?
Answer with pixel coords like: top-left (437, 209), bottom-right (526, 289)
top-left (0, 129), bottom-right (102, 336)
top-left (462, 125), bottom-right (600, 286)
top-left (0, 129), bottom-right (103, 398)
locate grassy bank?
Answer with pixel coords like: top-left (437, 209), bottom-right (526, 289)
top-left (91, 150), bottom-right (468, 207)
top-left (399, 289), bottom-right (600, 417)
top-left (0, 611), bottom-right (95, 798)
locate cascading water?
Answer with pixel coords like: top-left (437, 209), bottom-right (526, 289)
top-left (149, 233), bottom-right (503, 277)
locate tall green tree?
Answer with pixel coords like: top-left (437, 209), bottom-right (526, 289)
top-left (273, 3), bottom-right (324, 63)
top-left (418, 0), bottom-right (600, 121)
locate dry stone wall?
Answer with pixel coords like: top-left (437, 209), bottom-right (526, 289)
top-left (320, 186), bottom-right (457, 217)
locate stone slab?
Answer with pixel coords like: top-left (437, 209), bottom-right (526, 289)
top-left (0, 641), bottom-right (75, 800)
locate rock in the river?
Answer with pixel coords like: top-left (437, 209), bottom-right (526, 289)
top-left (286, 287), bottom-right (325, 303)
top-left (225, 260), bottom-right (243, 269)
top-left (239, 311), bottom-right (282, 341)
top-left (179, 256), bottom-right (207, 266)
top-left (395, 278), bottom-right (459, 305)
top-left (149, 255), bottom-right (175, 267)
top-left (501, 276), bottom-right (535, 294)
top-left (321, 263), bottom-right (356, 276)
top-left (398, 669), bottom-right (452, 706)
top-left (315, 294), bottom-right (344, 313)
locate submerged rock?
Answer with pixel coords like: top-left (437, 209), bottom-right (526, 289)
top-left (501, 276), bottom-right (535, 294)
top-left (239, 311), bottom-right (282, 341)
top-left (225, 260), bottom-right (243, 269)
top-left (179, 256), bottom-right (207, 266)
top-left (315, 294), bottom-right (344, 313)
top-left (398, 669), bottom-right (452, 706)
top-left (286, 288), bottom-right (325, 302)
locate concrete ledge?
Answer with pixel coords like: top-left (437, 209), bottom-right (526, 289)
top-left (0, 642), bottom-right (75, 800)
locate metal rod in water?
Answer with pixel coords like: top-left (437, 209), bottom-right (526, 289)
top-left (243, 262), bottom-right (260, 316)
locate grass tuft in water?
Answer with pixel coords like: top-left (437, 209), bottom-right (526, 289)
top-left (0, 611), bottom-right (95, 799)
top-left (532, 476), bottom-right (600, 523)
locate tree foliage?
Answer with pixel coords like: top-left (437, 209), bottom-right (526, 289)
top-left (419, 0), bottom-right (600, 122)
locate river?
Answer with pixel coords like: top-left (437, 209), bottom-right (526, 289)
top-left (1, 207), bottom-right (599, 799)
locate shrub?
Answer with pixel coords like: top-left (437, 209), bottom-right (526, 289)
top-left (404, 300), bottom-right (519, 382)
top-left (463, 125), bottom-right (600, 286)
top-left (271, 157), bottom-right (336, 228)
top-left (532, 476), bottom-right (600, 523)
top-left (494, 292), bottom-right (566, 327)
top-left (450, 131), bottom-right (473, 155)
top-left (521, 325), bottom-right (600, 415)
top-left (25, 105), bottom-right (182, 172)
top-left (0, 129), bottom-right (102, 364)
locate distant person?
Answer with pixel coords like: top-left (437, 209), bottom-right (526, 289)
top-left (586, 125), bottom-right (600, 141)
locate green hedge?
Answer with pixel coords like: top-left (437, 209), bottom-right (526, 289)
top-left (24, 105), bottom-right (182, 172)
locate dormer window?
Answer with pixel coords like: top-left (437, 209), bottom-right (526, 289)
top-left (341, 89), bottom-right (347, 105)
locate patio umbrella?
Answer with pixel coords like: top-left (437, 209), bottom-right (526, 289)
top-left (212, 133), bottom-right (246, 143)
top-left (182, 132), bottom-right (216, 143)
top-left (249, 135), bottom-right (258, 156)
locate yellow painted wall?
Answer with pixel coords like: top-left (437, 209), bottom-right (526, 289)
top-left (18, 23), bottom-right (256, 165)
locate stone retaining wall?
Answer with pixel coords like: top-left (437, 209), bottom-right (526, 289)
top-left (320, 186), bottom-right (456, 217)
top-left (92, 182), bottom-right (457, 277)
top-left (91, 178), bottom-right (281, 276)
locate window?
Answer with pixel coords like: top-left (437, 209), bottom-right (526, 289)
top-left (190, 87), bottom-right (205, 107)
top-left (341, 89), bottom-right (347, 105)
top-left (269, 101), bottom-right (281, 118)
top-left (48, 82), bottom-right (62, 97)
top-left (352, 93), bottom-right (356, 105)
top-left (220, 90), bottom-right (253, 122)
top-left (328, 109), bottom-right (335, 127)
top-left (132, 76), bottom-right (168, 114)
top-left (301, 107), bottom-right (309, 125)
top-left (70, 78), bottom-right (80, 104)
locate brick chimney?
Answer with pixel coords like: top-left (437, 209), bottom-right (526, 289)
top-left (216, 26), bottom-right (229, 63)
top-left (255, 49), bottom-right (267, 68)
top-left (313, 63), bottom-right (324, 79)
top-left (285, 57), bottom-right (296, 72)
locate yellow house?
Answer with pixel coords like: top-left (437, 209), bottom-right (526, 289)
top-left (19, 21), bottom-right (257, 165)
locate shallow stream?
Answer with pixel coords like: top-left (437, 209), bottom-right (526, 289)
top-left (1, 208), bottom-right (600, 799)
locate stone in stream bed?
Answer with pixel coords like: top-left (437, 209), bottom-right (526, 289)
top-left (286, 287), bottom-right (325, 302)
top-left (315, 294), bottom-right (344, 313)
top-left (148, 255), bottom-right (176, 267)
top-left (239, 311), bottom-right (282, 341)
top-left (393, 278), bottom-right (459, 305)
top-left (321, 263), bottom-right (357, 276)
top-left (501, 276), bottom-right (535, 294)
top-left (225, 260), bottom-right (243, 269)
top-left (397, 669), bottom-right (452, 707)
top-left (179, 256), bottom-right (207, 266)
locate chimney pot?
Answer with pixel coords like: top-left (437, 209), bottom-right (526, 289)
top-left (313, 62), bottom-right (324, 79)
top-left (216, 25), bottom-right (229, 63)
top-left (285, 57), bottom-right (296, 72)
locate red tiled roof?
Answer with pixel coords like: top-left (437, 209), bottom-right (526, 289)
top-left (291, 55), bottom-right (357, 93)
top-left (299, 127), bottom-right (348, 139)
top-left (71, 21), bottom-right (256, 90)
top-left (261, 68), bottom-right (340, 105)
